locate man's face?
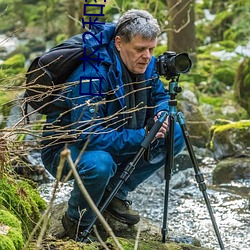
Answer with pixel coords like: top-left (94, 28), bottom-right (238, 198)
top-left (115, 35), bottom-right (157, 74)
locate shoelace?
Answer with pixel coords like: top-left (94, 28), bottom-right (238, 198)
top-left (123, 200), bottom-right (132, 209)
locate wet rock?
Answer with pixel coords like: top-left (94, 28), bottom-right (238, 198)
top-left (170, 168), bottom-right (193, 189)
top-left (213, 157), bottom-right (250, 184)
top-left (179, 100), bottom-right (211, 148)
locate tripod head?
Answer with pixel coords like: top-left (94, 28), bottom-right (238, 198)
top-left (168, 76), bottom-right (182, 100)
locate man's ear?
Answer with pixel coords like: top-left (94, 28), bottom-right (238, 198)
top-left (115, 36), bottom-right (122, 51)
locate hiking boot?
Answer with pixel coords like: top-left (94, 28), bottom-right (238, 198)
top-left (105, 196), bottom-right (140, 225)
top-left (61, 213), bottom-right (97, 243)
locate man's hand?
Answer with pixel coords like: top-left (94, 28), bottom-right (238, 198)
top-left (154, 111), bottom-right (169, 139)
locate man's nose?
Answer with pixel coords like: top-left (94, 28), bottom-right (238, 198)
top-left (142, 49), bottom-right (151, 59)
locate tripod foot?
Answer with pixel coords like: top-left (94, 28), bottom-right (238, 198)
top-left (161, 227), bottom-right (168, 243)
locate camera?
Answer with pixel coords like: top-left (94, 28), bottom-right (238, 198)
top-left (156, 51), bottom-right (192, 79)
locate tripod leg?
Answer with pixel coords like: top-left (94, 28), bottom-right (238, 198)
top-left (177, 112), bottom-right (225, 250)
top-left (162, 114), bottom-right (175, 243)
top-left (81, 112), bottom-right (168, 240)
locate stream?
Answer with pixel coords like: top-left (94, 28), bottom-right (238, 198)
top-left (38, 155), bottom-right (250, 250)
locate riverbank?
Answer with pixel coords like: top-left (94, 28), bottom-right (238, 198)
top-left (38, 155), bottom-right (250, 250)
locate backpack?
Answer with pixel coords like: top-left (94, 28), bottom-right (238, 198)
top-left (24, 34), bottom-right (84, 115)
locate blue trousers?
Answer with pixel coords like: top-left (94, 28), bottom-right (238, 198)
top-left (41, 123), bottom-right (185, 226)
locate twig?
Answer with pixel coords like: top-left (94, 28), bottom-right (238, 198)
top-left (61, 148), bottom-right (124, 250)
top-left (134, 220), bottom-right (142, 250)
top-left (93, 225), bottom-right (110, 250)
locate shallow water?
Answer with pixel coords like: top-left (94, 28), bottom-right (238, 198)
top-left (38, 157), bottom-right (250, 250)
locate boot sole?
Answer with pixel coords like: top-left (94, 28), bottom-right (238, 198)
top-left (105, 210), bottom-right (140, 225)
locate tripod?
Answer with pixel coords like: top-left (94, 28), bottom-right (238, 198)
top-left (82, 77), bottom-right (225, 250)
top-left (162, 77), bottom-right (225, 249)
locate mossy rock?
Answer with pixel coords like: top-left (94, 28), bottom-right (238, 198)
top-left (209, 120), bottom-right (250, 160)
top-left (213, 67), bottom-right (235, 86)
top-left (28, 237), bottom-right (211, 250)
top-left (199, 92), bottom-right (248, 122)
top-left (1, 54), bottom-right (25, 69)
top-left (106, 237), bottom-right (210, 250)
top-left (0, 54), bottom-right (26, 86)
top-left (0, 174), bottom-right (47, 239)
top-left (0, 209), bottom-right (24, 250)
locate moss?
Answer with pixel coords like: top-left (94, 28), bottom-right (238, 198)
top-left (199, 90), bottom-right (248, 122)
top-left (199, 95), bottom-right (224, 107)
top-left (0, 209), bottom-right (24, 249)
top-left (7, 228), bottom-right (24, 249)
top-left (209, 120), bottom-right (250, 151)
top-left (213, 67), bottom-right (235, 86)
top-left (217, 40), bottom-right (237, 51)
top-left (0, 209), bottom-right (21, 229)
top-left (0, 54), bottom-right (26, 86)
top-left (0, 235), bottom-right (16, 250)
top-left (0, 175), bottom-right (47, 239)
top-left (213, 120), bottom-right (250, 133)
top-left (1, 54), bottom-right (25, 69)
top-left (106, 237), bottom-right (207, 250)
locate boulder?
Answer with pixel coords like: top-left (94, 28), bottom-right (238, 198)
top-left (179, 100), bottom-right (211, 148)
top-left (209, 120), bottom-right (250, 160)
top-left (213, 157), bottom-right (250, 184)
top-left (42, 202), bottom-right (211, 250)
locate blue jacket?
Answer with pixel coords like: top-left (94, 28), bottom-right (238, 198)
top-left (44, 23), bottom-right (170, 156)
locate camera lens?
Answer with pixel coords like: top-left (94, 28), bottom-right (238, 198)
top-left (174, 53), bottom-right (192, 73)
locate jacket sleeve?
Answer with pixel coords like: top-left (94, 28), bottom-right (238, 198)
top-left (66, 66), bottom-right (146, 156)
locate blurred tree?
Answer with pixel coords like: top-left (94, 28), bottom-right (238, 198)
top-left (166, 0), bottom-right (196, 62)
top-left (67, 0), bottom-right (77, 36)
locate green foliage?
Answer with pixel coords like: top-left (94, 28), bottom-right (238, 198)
top-left (196, 0), bottom-right (250, 47)
top-left (154, 44), bottom-right (167, 57)
top-left (55, 34), bottom-right (69, 45)
top-left (104, 0), bottom-right (167, 31)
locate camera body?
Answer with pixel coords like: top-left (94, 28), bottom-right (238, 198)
top-left (156, 51), bottom-right (192, 79)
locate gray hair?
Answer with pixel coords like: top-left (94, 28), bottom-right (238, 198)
top-left (115, 9), bottom-right (160, 43)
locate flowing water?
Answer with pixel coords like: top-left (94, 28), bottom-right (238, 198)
top-left (38, 156), bottom-right (250, 250)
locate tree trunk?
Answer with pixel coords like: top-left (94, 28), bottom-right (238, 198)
top-left (67, 0), bottom-right (77, 36)
top-left (167, 0), bottom-right (196, 62)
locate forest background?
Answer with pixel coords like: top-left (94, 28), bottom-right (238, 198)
top-left (0, 0), bottom-right (250, 127)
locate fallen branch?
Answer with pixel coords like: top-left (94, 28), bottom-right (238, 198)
top-left (62, 148), bottom-right (124, 250)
